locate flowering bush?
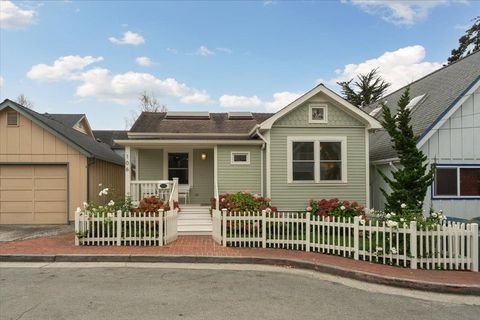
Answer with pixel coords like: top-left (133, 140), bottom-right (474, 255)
top-left (370, 205), bottom-right (446, 230)
top-left (306, 198), bottom-right (365, 219)
top-left (210, 192), bottom-right (277, 213)
top-left (137, 196), bottom-right (180, 212)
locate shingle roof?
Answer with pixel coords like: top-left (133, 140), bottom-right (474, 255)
top-left (366, 51), bottom-right (480, 161)
top-left (93, 130), bottom-right (128, 149)
top-left (47, 114), bottom-right (84, 128)
top-left (130, 112), bottom-right (274, 139)
top-left (0, 99), bottom-right (125, 166)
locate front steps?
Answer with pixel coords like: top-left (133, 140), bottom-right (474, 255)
top-left (177, 205), bottom-right (212, 235)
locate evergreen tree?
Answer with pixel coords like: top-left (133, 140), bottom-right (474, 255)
top-left (448, 16), bottom-right (479, 64)
top-left (337, 68), bottom-right (390, 108)
top-left (379, 87), bottom-right (434, 213)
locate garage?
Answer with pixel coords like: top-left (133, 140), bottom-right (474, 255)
top-left (0, 164), bottom-right (68, 224)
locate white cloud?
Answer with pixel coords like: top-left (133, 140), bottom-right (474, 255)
top-left (196, 46), bottom-right (215, 56)
top-left (345, 0), bottom-right (464, 26)
top-left (109, 31), bottom-right (145, 45)
top-left (263, 1), bottom-right (277, 6)
top-left (0, 76), bottom-right (4, 88)
top-left (135, 56), bottom-right (152, 66)
top-left (216, 47), bottom-right (233, 54)
top-left (27, 55), bottom-right (104, 81)
top-left (180, 91), bottom-right (213, 104)
top-left (324, 45), bottom-right (443, 92)
top-left (0, 1), bottom-right (36, 29)
top-left (219, 91), bottom-right (302, 111)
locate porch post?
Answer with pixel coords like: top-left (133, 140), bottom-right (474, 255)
top-left (171, 177), bottom-right (179, 209)
top-left (125, 146), bottom-right (131, 197)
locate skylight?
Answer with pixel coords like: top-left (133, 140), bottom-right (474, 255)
top-left (369, 107), bottom-right (382, 117)
top-left (228, 112), bottom-right (253, 120)
top-left (405, 94), bottom-right (426, 111)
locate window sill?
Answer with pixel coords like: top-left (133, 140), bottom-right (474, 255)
top-left (432, 197), bottom-right (480, 200)
top-left (287, 181), bottom-right (348, 186)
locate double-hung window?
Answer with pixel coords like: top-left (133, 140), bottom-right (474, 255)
top-left (288, 136), bottom-right (346, 183)
top-left (434, 166), bottom-right (480, 198)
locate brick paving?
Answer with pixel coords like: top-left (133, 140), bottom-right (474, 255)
top-left (1, 232), bottom-right (479, 288)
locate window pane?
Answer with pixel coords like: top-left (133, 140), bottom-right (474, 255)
top-left (168, 169), bottom-right (188, 184)
top-left (292, 142), bottom-right (314, 160)
top-left (292, 162), bottom-right (315, 181)
top-left (233, 154), bottom-right (247, 162)
top-left (460, 168), bottom-right (480, 196)
top-left (435, 168), bottom-right (457, 196)
top-left (320, 162), bottom-right (342, 180)
top-left (320, 142), bottom-right (341, 160)
top-left (168, 153), bottom-right (188, 169)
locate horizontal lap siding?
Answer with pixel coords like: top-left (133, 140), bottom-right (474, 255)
top-left (270, 127), bottom-right (367, 211)
top-left (218, 145), bottom-right (262, 194)
top-left (138, 149), bottom-right (163, 180)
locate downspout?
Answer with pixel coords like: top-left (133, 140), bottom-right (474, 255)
top-left (256, 128), bottom-right (267, 197)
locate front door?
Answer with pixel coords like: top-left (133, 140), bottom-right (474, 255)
top-left (168, 152), bottom-right (189, 185)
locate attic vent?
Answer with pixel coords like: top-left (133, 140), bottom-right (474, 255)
top-left (7, 111), bottom-right (18, 126)
top-left (369, 107), bottom-right (382, 117)
top-left (228, 112), bottom-right (253, 120)
top-left (165, 111), bottom-right (210, 119)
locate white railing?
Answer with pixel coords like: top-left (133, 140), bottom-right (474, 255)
top-left (213, 209), bottom-right (479, 272)
top-left (130, 180), bottom-right (178, 205)
top-left (168, 178), bottom-right (179, 210)
top-left (75, 209), bottom-right (178, 246)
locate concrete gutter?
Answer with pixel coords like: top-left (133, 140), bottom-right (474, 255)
top-left (1, 254), bottom-right (479, 296)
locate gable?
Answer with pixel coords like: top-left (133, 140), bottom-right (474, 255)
top-left (73, 118), bottom-right (94, 137)
top-left (273, 91), bottom-right (364, 128)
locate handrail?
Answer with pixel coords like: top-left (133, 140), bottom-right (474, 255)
top-left (168, 178), bottom-right (179, 210)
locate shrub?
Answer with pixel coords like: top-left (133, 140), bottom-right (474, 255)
top-left (210, 192), bottom-right (277, 213)
top-left (370, 205), bottom-right (445, 230)
top-left (306, 198), bottom-right (364, 219)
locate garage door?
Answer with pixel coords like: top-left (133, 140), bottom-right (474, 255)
top-left (0, 165), bottom-right (68, 224)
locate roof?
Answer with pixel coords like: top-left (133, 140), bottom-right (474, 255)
top-left (129, 112), bottom-right (274, 139)
top-left (0, 99), bottom-right (125, 166)
top-left (366, 51), bottom-right (480, 161)
top-left (47, 114), bottom-right (85, 127)
top-left (93, 130), bottom-right (128, 149)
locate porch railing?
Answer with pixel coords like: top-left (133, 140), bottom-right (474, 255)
top-left (130, 178), bottom-right (179, 205)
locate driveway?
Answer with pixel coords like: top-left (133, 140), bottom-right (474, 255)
top-left (0, 225), bottom-right (74, 243)
top-left (0, 263), bottom-right (478, 320)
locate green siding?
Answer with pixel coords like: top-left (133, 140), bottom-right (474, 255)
top-left (138, 149), bottom-right (163, 180)
top-left (275, 92), bottom-right (363, 128)
top-left (191, 149), bottom-right (214, 204)
top-left (270, 127), bottom-right (367, 211)
top-left (218, 145), bottom-right (262, 194)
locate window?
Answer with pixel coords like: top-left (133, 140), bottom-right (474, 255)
top-left (309, 104), bottom-right (328, 123)
top-left (231, 152), bottom-right (250, 165)
top-left (7, 111), bottom-right (18, 126)
top-left (288, 136), bottom-right (346, 183)
top-left (168, 153), bottom-right (189, 184)
top-left (434, 166), bottom-right (480, 198)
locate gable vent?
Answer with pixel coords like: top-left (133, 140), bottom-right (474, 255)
top-left (228, 112), bottom-right (253, 120)
top-left (7, 111), bottom-right (18, 126)
top-left (165, 111), bottom-right (210, 119)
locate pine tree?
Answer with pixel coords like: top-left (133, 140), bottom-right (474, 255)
top-left (379, 87), bottom-right (434, 213)
top-left (337, 68), bottom-right (390, 108)
top-left (448, 16), bottom-right (479, 64)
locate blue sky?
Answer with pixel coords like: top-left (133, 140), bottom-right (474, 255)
top-left (0, 0), bottom-right (478, 129)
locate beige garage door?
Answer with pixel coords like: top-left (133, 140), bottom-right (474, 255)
top-left (0, 165), bottom-right (68, 224)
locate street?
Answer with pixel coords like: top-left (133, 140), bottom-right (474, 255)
top-left (0, 263), bottom-right (479, 320)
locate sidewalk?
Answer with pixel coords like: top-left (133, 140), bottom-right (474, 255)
top-left (1, 232), bottom-right (479, 295)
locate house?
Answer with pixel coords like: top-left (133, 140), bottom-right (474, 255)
top-left (0, 99), bottom-right (125, 224)
top-left (366, 51), bottom-right (480, 220)
top-left (92, 130), bottom-right (128, 158)
top-left (115, 84), bottom-right (381, 232)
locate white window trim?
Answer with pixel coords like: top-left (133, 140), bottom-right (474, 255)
top-left (433, 165), bottom-right (480, 199)
top-left (287, 136), bottom-right (347, 184)
top-left (308, 104), bottom-right (328, 124)
top-left (162, 148), bottom-right (193, 187)
top-left (231, 151), bottom-right (250, 165)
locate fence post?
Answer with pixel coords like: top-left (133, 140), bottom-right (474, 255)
top-left (410, 221), bottom-right (417, 269)
top-left (159, 209), bottom-right (165, 246)
top-left (305, 212), bottom-right (310, 252)
top-left (353, 216), bottom-right (359, 260)
top-left (74, 209), bottom-right (80, 246)
top-left (222, 208), bottom-right (227, 247)
top-left (261, 210), bottom-right (267, 248)
top-left (472, 223), bottom-right (478, 272)
top-left (116, 210), bottom-right (122, 246)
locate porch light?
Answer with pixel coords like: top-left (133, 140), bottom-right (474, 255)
top-left (201, 152), bottom-right (207, 160)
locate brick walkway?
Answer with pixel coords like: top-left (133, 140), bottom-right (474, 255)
top-left (1, 232), bottom-right (479, 290)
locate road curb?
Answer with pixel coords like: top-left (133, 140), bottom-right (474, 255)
top-left (1, 254), bottom-right (479, 295)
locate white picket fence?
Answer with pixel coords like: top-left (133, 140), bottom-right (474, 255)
top-left (75, 209), bottom-right (178, 246)
top-left (212, 209), bottom-right (479, 272)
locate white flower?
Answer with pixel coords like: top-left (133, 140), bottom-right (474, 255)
top-left (306, 206), bottom-right (312, 212)
top-left (400, 218), bottom-right (405, 222)
top-left (98, 183), bottom-right (103, 187)
top-left (108, 200), bottom-right (115, 206)
top-left (391, 247), bottom-right (397, 254)
top-left (386, 220), bottom-right (398, 228)
top-left (386, 213), bottom-right (391, 219)
top-left (390, 212), bottom-right (396, 216)
top-left (340, 205), bottom-right (346, 210)
top-left (432, 212), bottom-right (437, 218)
top-left (75, 207), bottom-right (81, 214)
top-left (265, 208), bottom-right (272, 213)
top-left (360, 219), bottom-right (365, 225)
top-left (107, 212), bottom-right (114, 218)
top-left (98, 188), bottom-right (109, 196)
top-left (369, 208), bottom-right (375, 214)
top-left (400, 203), bottom-right (407, 209)
top-left (83, 202), bottom-right (88, 208)
top-left (376, 246), bottom-right (383, 252)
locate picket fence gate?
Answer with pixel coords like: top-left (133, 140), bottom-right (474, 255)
top-left (75, 209), bottom-right (178, 246)
top-left (212, 209), bottom-right (479, 271)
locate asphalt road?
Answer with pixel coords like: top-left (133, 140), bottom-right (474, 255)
top-left (1, 263), bottom-right (479, 320)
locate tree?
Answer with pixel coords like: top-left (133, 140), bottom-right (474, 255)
top-left (337, 68), bottom-right (390, 108)
top-left (379, 87), bottom-right (434, 213)
top-left (448, 16), bottom-right (479, 64)
top-left (125, 91), bottom-right (167, 129)
top-left (16, 94), bottom-right (34, 109)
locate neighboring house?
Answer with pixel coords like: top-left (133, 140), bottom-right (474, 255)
top-left (366, 51), bottom-right (480, 220)
top-left (93, 130), bottom-right (128, 158)
top-left (116, 84), bottom-right (381, 214)
top-left (0, 100), bottom-right (125, 224)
